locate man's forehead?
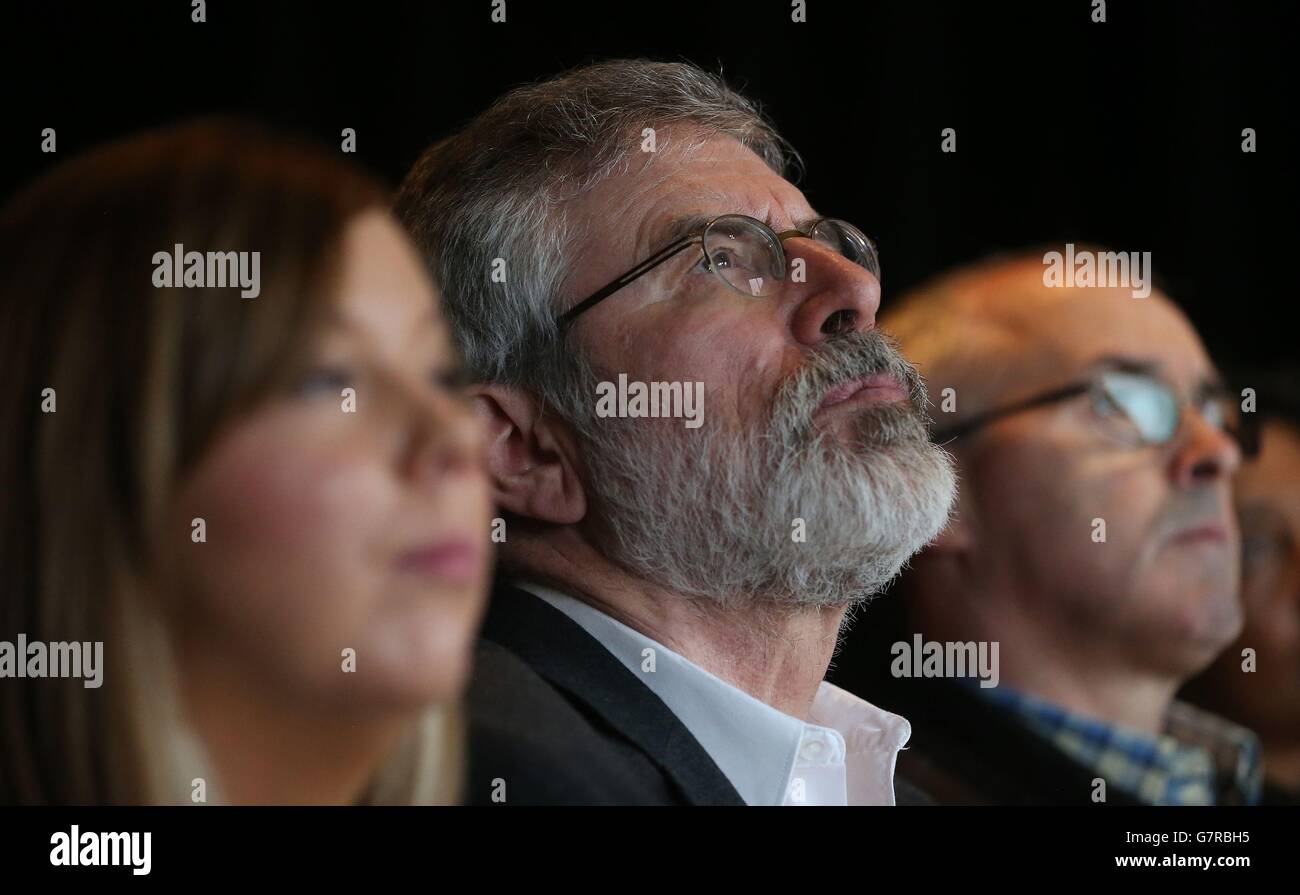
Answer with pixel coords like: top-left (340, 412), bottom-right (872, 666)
top-left (1040, 289), bottom-right (1208, 365)
top-left (947, 266), bottom-right (1219, 388)
top-left (584, 133), bottom-right (812, 249)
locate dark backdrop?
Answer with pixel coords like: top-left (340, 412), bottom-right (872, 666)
top-left (6, 0), bottom-right (1294, 368)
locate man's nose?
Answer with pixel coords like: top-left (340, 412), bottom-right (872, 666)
top-left (782, 238), bottom-right (882, 345)
top-left (1171, 406), bottom-right (1243, 487)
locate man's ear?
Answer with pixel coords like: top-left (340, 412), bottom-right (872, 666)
top-left (470, 383), bottom-right (587, 525)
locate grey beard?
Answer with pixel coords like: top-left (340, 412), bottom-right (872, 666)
top-left (575, 331), bottom-right (958, 609)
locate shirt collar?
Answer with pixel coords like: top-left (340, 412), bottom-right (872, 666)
top-left (515, 580), bottom-right (910, 805)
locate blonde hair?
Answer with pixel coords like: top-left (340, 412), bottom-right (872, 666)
top-left (0, 120), bottom-right (462, 805)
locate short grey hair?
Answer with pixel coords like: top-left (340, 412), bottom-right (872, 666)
top-left (395, 58), bottom-right (797, 422)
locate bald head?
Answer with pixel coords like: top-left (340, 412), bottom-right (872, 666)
top-left (881, 253), bottom-right (1214, 432)
top-left (879, 248), bottom-right (1243, 694)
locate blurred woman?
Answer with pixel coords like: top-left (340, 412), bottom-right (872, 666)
top-left (0, 121), bottom-right (492, 804)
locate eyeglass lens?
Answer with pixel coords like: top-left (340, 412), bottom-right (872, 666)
top-left (699, 215), bottom-right (878, 297)
top-left (1095, 371), bottom-right (1241, 448)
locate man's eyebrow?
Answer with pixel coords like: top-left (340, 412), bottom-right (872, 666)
top-left (1081, 354), bottom-right (1160, 376)
top-left (644, 212), bottom-right (713, 254)
top-left (644, 210), bottom-right (822, 254)
top-left (1083, 354), bottom-right (1228, 393)
top-left (781, 216), bottom-right (820, 234)
top-left (1199, 369), bottom-right (1229, 395)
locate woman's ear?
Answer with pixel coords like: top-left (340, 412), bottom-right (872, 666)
top-left (470, 384), bottom-right (587, 525)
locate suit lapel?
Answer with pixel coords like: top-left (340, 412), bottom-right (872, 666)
top-left (480, 583), bottom-right (746, 806)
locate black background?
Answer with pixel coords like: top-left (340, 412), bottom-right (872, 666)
top-left (5, 0), bottom-right (1295, 369)
top-left (0, 2), bottom-right (1294, 851)
top-left (1, 804), bottom-right (1281, 880)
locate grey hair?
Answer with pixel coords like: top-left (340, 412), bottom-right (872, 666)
top-left (395, 58), bottom-right (798, 422)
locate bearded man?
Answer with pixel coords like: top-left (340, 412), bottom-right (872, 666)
top-left (396, 59), bottom-right (956, 805)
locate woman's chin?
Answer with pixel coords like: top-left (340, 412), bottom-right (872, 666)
top-left (354, 638), bottom-right (477, 711)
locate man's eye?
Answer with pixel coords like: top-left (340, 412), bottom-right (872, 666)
top-left (1093, 391), bottom-right (1125, 418)
top-left (712, 249), bottom-right (738, 269)
top-left (699, 248), bottom-right (739, 272)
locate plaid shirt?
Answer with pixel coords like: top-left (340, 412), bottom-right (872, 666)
top-left (977, 685), bottom-right (1263, 805)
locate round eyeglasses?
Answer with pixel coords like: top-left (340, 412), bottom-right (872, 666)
top-left (933, 369), bottom-right (1259, 458)
top-left (558, 214), bottom-right (881, 325)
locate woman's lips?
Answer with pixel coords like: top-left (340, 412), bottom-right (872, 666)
top-left (1169, 525), bottom-right (1229, 545)
top-left (395, 538), bottom-right (484, 584)
top-left (817, 373), bottom-right (908, 411)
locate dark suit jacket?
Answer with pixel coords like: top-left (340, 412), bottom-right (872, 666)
top-left (466, 583), bottom-right (930, 805)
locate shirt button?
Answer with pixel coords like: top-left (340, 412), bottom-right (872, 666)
top-left (800, 738), bottom-right (825, 762)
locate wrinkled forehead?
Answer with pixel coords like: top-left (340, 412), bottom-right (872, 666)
top-left (566, 132), bottom-right (814, 266)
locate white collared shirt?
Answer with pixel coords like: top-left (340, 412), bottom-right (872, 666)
top-left (517, 580), bottom-right (912, 806)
